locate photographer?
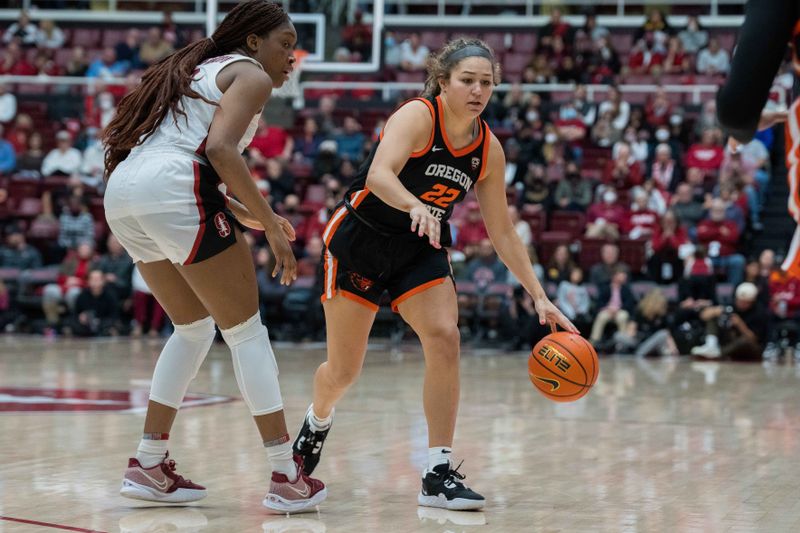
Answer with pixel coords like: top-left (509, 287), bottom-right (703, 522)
top-left (691, 282), bottom-right (768, 360)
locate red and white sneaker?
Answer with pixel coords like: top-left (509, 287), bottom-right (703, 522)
top-left (263, 455), bottom-right (327, 513)
top-left (120, 453), bottom-right (207, 503)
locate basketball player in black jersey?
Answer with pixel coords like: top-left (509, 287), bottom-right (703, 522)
top-left (292, 38), bottom-right (577, 510)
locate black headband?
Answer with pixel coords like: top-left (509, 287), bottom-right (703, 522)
top-left (445, 45), bottom-right (494, 64)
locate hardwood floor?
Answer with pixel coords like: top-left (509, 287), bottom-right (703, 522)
top-left (2, 335), bottom-right (800, 532)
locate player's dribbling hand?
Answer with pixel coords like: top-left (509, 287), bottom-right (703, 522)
top-left (264, 220), bottom-right (298, 286)
top-left (534, 296), bottom-right (579, 334)
top-left (409, 203), bottom-right (441, 249)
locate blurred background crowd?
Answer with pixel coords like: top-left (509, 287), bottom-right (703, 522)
top-left (0, 6), bottom-right (795, 362)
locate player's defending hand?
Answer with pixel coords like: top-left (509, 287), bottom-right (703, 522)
top-left (534, 296), bottom-right (579, 334)
top-left (264, 217), bottom-right (298, 286)
top-left (409, 203), bottom-right (441, 249)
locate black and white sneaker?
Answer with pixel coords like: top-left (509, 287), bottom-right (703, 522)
top-left (292, 410), bottom-right (331, 475)
top-left (418, 461), bottom-right (485, 511)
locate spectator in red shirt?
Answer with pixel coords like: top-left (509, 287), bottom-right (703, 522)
top-left (586, 189), bottom-right (628, 240)
top-left (603, 142), bottom-right (642, 189)
top-left (649, 209), bottom-right (689, 283)
top-left (0, 42), bottom-right (35, 76)
top-left (456, 202), bottom-right (489, 257)
top-left (663, 36), bottom-right (691, 74)
top-left (5, 113), bottom-right (33, 154)
top-left (627, 37), bottom-right (665, 75)
top-left (644, 87), bottom-right (673, 128)
top-left (42, 242), bottom-right (95, 331)
top-left (249, 120), bottom-right (294, 164)
top-left (696, 198), bottom-right (745, 285)
top-left (625, 189), bottom-right (660, 239)
top-left (341, 10), bottom-right (372, 60)
top-left (686, 129), bottom-right (724, 175)
top-left (538, 8), bottom-right (574, 49)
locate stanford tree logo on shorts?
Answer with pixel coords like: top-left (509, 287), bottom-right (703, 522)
top-left (214, 212), bottom-right (231, 238)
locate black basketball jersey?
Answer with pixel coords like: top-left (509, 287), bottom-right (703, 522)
top-left (342, 95), bottom-right (491, 247)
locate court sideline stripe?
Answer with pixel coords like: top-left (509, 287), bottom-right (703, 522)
top-left (0, 516), bottom-right (107, 533)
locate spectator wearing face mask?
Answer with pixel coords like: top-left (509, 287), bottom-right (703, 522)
top-left (586, 189), bottom-right (627, 240)
top-left (649, 143), bottom-right (682, 192)
top-left (554, 161), bottom-right (592, 211)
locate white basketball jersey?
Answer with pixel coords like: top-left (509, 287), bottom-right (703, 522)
top-left (131, 54), bottom-right (262, 159)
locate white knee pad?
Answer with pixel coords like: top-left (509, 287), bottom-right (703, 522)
top-left (149, 316), bottom-right (216, 409)
top-left (220, 312), bottom-right (283, 416)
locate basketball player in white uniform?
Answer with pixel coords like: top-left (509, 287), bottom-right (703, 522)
top-left (102, 1), bottom-right (325, 512)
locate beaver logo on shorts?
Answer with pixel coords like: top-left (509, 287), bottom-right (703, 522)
top-left (214, 212), bottom-right (231, 238)
top-left (349, 273), bottom-right (374, 292)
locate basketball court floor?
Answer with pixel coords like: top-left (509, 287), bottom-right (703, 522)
top-left (2, 334), bottom-right (800, 532)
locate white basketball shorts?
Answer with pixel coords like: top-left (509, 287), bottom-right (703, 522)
top-left (104, 150), bottom-right (237, 265)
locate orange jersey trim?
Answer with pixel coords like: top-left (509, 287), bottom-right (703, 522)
top-left (435, 95), bottom-right (484, 157)
top-left (339, 290), bottom-right (380, 312)
top-left (390, 277), bottom-right (448, 312)
top-left (477, 122), bottom-right (492, 182)
top-left (379, 98), bottom-right (435, 159)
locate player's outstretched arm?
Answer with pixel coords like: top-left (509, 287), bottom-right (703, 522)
top-left (475, 135), bottom-right (578, 333)
top-left (716, 0), bottom-right (797, 143)
top-left (366, 100), bottom-right (441, 248)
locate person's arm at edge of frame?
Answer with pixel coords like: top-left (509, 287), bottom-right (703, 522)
top-left (716, 0), bottom-right (796, 144)
top-left (475, 133), bottom-right (578, 333)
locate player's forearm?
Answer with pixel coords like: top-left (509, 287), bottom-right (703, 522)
top-left (366, 167), bottom-right (423, 212)
top-left (227, 197), bottom-right (264, 230)
top-left (492, 231), bottom-right (546, 299)
top-left (207, 146), bottom-right (276, 225)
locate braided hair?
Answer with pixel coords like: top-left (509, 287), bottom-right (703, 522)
top-left (103, 0), bottom-right (289, 178)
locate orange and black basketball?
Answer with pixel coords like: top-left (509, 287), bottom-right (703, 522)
top-left (528, 332), bottom-right (598, 402)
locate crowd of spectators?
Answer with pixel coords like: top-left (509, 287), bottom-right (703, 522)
top-left (0, 9), bottom-right (797, 361)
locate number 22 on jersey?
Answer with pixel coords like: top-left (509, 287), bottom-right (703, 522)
top-left (420, 184), bottom-right (460, 208)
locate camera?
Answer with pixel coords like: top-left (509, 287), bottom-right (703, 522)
top-left (718, 306), bottom-right (735, 328)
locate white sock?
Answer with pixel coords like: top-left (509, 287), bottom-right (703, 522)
top-left (428, 446), bottom-right (452, 471)
top-left (307, 404), bottom-right (333, 432)
top-left (136, 438), bottom-right (168, 469)
top-left (266, 440), bottom-right (297, 481)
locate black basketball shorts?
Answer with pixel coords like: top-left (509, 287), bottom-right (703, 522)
top-left (320, 209), bottom-right (453, 312)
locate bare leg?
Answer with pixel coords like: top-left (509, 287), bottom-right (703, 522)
top-left (312, 297), bottom-right (376, 418)
top-left (397, 279), bottom-right (460, 448)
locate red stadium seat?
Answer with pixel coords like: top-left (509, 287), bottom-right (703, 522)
top-left (71, 28), bottom-right (102, 48)
top-left (503, 52), bottom-right (530, 79)
top-left (420, 31), bottom-right (448, 51)
top-left (13, 197), bottom-right (42, 219)
top-left (549, 211), bottom-right (586, 240)
top-left (511, 33), bottom-right (536, 53)
top-left (101, 28), bottom-right (128, 48)
top-left (539, 230), bottom-right (573, 264)
top-left (481, 32), bottom-right (508, 53)
top-left (618, 237), bottom-right (647, 273)
top-left (578, 237), bottom-right (609, 271)
top-left (7, 179), bottom-right (41, 201)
